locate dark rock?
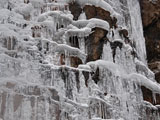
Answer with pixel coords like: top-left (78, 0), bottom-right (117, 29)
top-left (141, 86), bottom-right (153, 104)
top-left (140, 0), bottom-right (160, 62)
top-left (148, 61), bottom-right (160, 83)
top-left (110, 41), bottom-right (123, 61)
top-left (70, 56), bottom-right (82, 68)
top-left (82, 71), bottom-right (90, 87)
top-left (86, 28), bottom-right (107, 62)
top-left (141, 86), bottom-right (160, 105)
top-left (74, 70), bottom-right (80, 92)
top-left (119, 29), bottom-right (129, 39)
top-left (83, 5), bottom-right (117, 28)
top-left (69, 2), bottom-right (82, 20)
top-left (49, 88), bottom-right (60, 101)
top-left (92, 67), bottom-right (100, 84)
top-left (155, 72), bottom-right (160, 83)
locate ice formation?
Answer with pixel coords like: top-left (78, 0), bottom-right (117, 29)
top-left (0, 0), bottom-right (160, 120)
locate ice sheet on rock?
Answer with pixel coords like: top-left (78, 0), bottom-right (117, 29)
top-left (40, 20), bottom-right (55, 35)
top-left (0, 9), bottom-right (11, 23)
top-left (127, 0), bottom-right (147, 63)
top-left (114, 47), bottom-right (136, 73)
top-left (128, 73), bottom-right (160, 94)
top-left (87, 60), bottom-right (125, 76)
top-left (86, 59), bottom-right (160, 95)
top-left (30, 0), bottom-right (44, 8)
top-left (135, 58), bottom-right (155, 80)
top-left (0, 0), bottom-right (160, 119)
top-left (0, 54), bottom-right (41, 83)
top-left (0, 24), bottom-right (19, 37)
top-left (13, 3), bottom-right (33, 18)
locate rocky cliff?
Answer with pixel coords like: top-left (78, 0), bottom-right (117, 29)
top-left (0, 0), bottom-right (160, 120)
top-left (140, 0), bottom-right (160, 84)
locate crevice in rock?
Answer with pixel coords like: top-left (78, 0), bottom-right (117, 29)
top-left (82, 71), bottom-right (90, 87)
top-left (92, 67), bottom-right (100, 84)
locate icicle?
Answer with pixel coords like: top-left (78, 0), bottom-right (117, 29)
top-left (153, 92), bottom-right (156, 104)
top-left (115, 47), bottom-right (121, 64)
top-left (65, 50), bottom-right (70, 66)
top-left (113, 28), bottom-right (121, 41)
top-left (102, 42), bottom-right (113, 62)
top-left (78, 37), bottom-right (85, 53)
top-left (7, 37), bottom-right (15, 50)
top-left (51, 69), bottom-right (54, 86)
top-left (56, 22), bottom-right (59, 31)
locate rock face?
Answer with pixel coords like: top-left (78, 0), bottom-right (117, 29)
top-left (83, 5), bottom-right (117, 28)
top-left (0, 0), bottom-right (160, 120)
top-left (140, 0), bottom-right (160, 61)
top-left (86, 27), bottom-right (107, 62)
top-left (140, 0), bottom-right (160, 83)
top-left (140, 0), bottom-right (160, 115)
top-left (83, 5), bottom-right (117, 62)
top-left (140, 0), bottom-right (160, 28)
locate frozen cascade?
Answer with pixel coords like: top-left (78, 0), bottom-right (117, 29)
top-left (102, 42), bottom-right (113, 62)
top-left (127, 0), bottom-right (147, 63)
top-left (0, 0), bottom-right (160, 120)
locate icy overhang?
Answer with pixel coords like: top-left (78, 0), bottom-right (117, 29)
top-left (41, 38), bottom-right (86, 61)
top-left (72, 18), bottom-right (110, 31)
top-left (66, 0), bottom-right (122, 23)
top-left (79, 60), bottom-right (160, 94)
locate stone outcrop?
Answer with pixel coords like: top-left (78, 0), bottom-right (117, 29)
top-left (148, 61), bottom-right (160, 83)
top-left (140, 0), bottom-right (160, 88)
top-left (69, 2), bottom-right (82, 20)
top-left (141, 86), bottom-right (160, 105)
top-left (83, 5), bottom-right (117, 28)
top-left (86, 28), bottom-right (107, 62)
top-left (140, 0), bottom-right (160, 62)
top-left (69, 3), bottom-right (118, 62)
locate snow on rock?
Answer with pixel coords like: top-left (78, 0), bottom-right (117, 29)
top-left (128, 73), bottom-right (160, 93)
top-left (66, 0), bottom-right (122, 22)
top-left (73, 18), bottom-right (110, 31)
top-left (78, 12), bottom-right (87, 20)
